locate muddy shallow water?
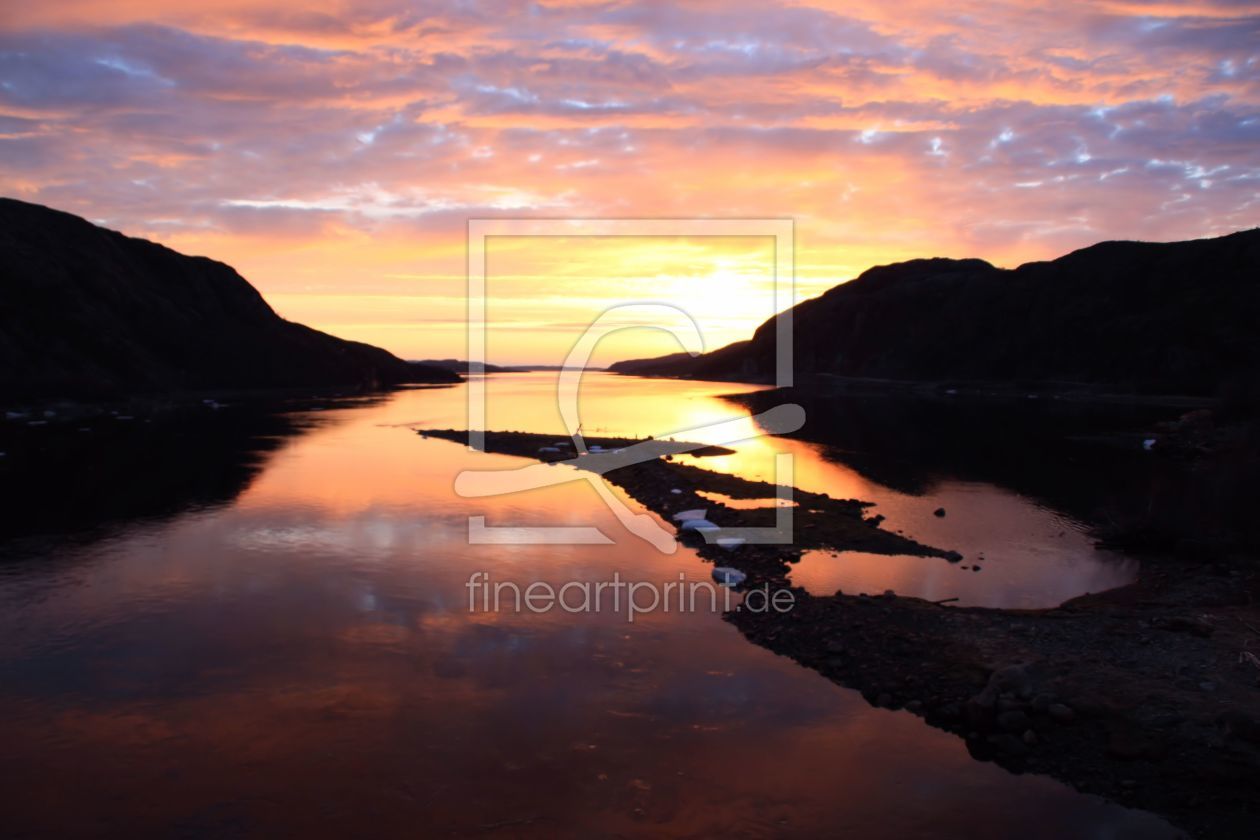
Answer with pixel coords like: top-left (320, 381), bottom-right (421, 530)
top-left (0, 373), bottom-right (1174, 837)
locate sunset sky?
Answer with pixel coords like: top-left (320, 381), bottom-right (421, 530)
top-left (2, 1), bottom-right (1258, 364)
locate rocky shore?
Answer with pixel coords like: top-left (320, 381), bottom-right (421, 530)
top-left (424, 426), bottom-right (1260, 838)
top-left (419, 428), bottom-right (956, 563)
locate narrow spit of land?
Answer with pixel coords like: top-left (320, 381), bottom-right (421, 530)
top-left (421, 427), bottom-right (1260, 839)
top-left (419, 427), bottom-right (955, 565)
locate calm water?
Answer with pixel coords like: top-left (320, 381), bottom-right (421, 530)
top-left (0, 373), bottom-right (1173, 837)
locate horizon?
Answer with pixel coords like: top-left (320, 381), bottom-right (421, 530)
top-left (10, 193), bottom-right (1260, 368)
top-left (3, 1), bottom-right (1259, 364)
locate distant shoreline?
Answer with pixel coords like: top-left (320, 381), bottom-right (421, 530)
top-left (610, 370), bottom-right (1218, 409)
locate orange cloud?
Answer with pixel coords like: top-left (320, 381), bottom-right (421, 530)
top-left (2, 1), bottom-right (1257, 363)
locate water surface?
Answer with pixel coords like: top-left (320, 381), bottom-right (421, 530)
top-left (0, 373), bottom-right (1172, 837)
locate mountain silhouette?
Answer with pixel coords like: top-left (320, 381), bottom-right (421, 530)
top-left (611, 231), bottom-right (1260, 396)
top-left (0, 198), bottom-right (458, 399)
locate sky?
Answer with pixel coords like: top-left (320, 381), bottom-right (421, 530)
top-left (2, 1), bottom-right (1259, 364)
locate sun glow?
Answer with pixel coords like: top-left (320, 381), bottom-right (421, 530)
top-left (3, 0), bottom-right (1257, 362)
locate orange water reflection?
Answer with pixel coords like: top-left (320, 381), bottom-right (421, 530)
top-left (0, 375), bottom-right (1169, 838)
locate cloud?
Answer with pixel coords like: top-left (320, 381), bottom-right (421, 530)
top-left (1, 0), bottom-right (1258, 360)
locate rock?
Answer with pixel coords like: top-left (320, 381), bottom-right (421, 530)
top-left (968, 664), bottom-right (1033, 727)
top-left (1157, 616), bottom-right (1215, 637)
top-left (997, 710), bottom-right (1031, 731)
top-left (997, 695), bottom-right (1022, 713)
top-left (905, 700), bottom-right (924, 713)
top-left (986, 733), bottom-right (1029, 757)
top-left (1031, 693), bottom-right (1055, 714)
top-left (1145, 712), bottom-right (1184, 729)
top-left (934, 507), bottom-right (947, 517)
top-left (711, 567), bottom-right (746, 586)
top-left (939, 703), bottom-right (962, 720)
top-left (1107, 725), bottom-right (1165, 760)
top-left (1218, 709), bottom-right (1260, 745)
top-left (681, 519), bottom-right (719, 532)
top-left (1047, 703), bottom-right (1075, 723)
top-left (876, 693), bottom-right (893, 707)
top-left (1068, 695), bottom-right (1109, 717)
top-left (944, 551), bottom-right (963, 563)
top-left (1022, 729), bottom-right (1038, 746)
top-left (965, 697), bottom-right (994, 728)
top-left (672, 509), bottom-right (708, 522)
top-left (990, 665), bottom-right (1034, 699)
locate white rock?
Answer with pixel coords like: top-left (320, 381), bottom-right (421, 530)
top-left (538, 446), bottom-right (561, 453)
top-left (712, 567), bottom-right (747, 586)
top-left (716, 537), bottom-right (745, 550)
top-left (1142, 438), bottom-right (1157, 451)
top-left (672, 508), bottom-right (707, 522)
top-left (670, 488), bottom-right (682, 494)
top-left (681, 518), bottom-right (719, 531)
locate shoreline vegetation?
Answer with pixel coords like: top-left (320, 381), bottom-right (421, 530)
top-left (423, 425), bottom-right (1260, 838)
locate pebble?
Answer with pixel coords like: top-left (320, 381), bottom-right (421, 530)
top-left (986, 733), bottom-right (1029, 757)
top-left (1048, 703), bottom-right (1075, 722)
